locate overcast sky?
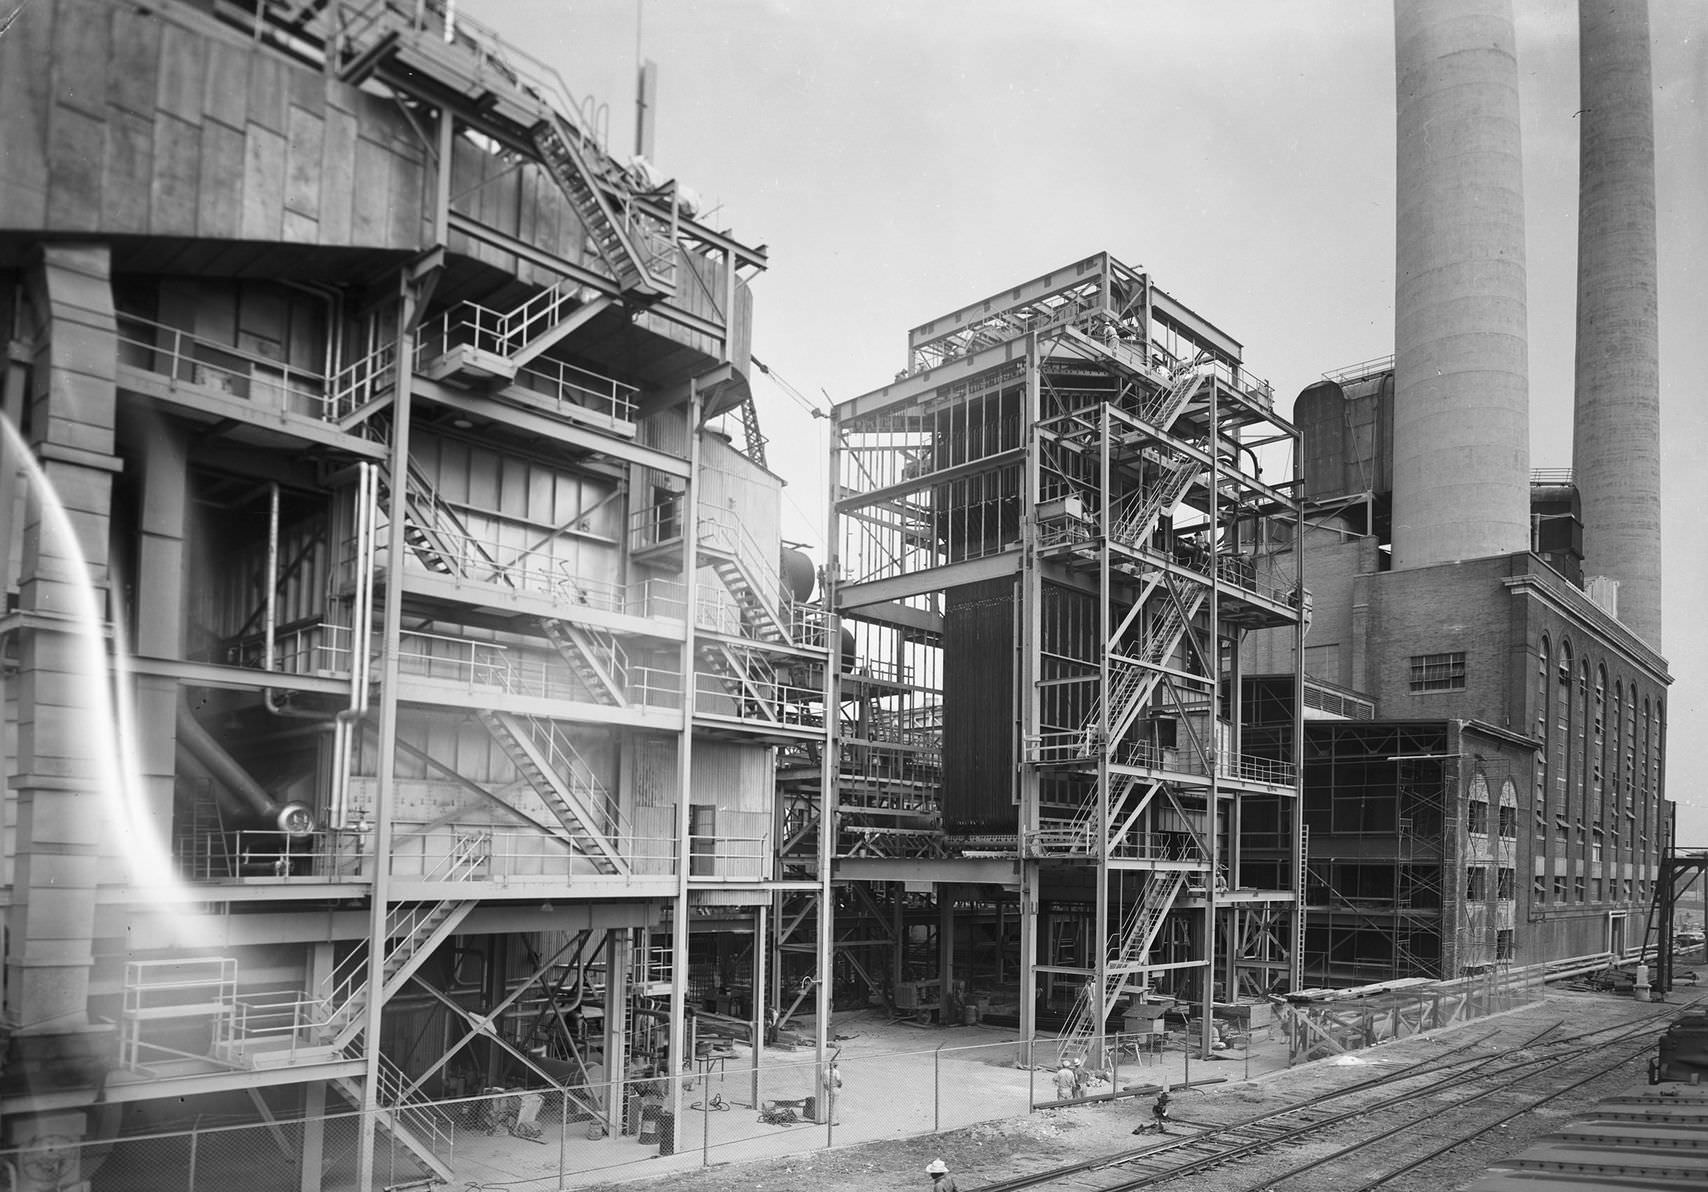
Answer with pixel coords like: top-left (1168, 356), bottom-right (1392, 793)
top-left (482, 0), bottom-right (1707, 839)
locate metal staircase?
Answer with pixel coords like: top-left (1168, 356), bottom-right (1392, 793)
top-left (696, 640), bottom-right (780, 723)
top-left (1110, 453), bottom-right (1198, 550)
top-left (315, 836), bottom-right (488, 1051)
top-left (698, 506), bottom-right (791, 643)
top-left (331, 1051), bottom-right (455, 1182)
top-left (1056, 869), bottom-right (1189, 1065)
top-left (1083, 587), bottom-right (1209, 751)
top-left (381, 460), bottom-right (515, 588)
top-left (476, 708), bottom-right (628, 874)
top-left (1140, 366), bottom-right (1209, 431)
top-left (532, 113), bottom-right (676, 301)
top-left (540, 616), bottom-right (629, 705)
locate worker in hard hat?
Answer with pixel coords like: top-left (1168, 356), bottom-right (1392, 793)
top-left (925, 1157), bottom-right (960, 1191)
top-left (1053, 1058), bottom-right (1078, 1100)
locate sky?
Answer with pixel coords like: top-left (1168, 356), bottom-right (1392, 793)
top-left (478, 0), bottom-right (1707, 840)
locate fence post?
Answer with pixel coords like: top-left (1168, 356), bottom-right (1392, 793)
top-left (558, 1086), bottom-right (568, 1186)
top-left (187, 1123), bottom-right (198, 1192)
top-left (934, 1044), bottom-right (943, 1133)
top-left (1028, 1050), bottom-right (1035, 1113)
top-left (702, 1089), bottom-right (710, 1166)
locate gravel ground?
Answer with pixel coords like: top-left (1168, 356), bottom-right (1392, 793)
top-left (574, 965), bottom-right (1708, 1192)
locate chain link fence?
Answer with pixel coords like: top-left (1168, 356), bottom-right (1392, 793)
top-left (0, 987), bottom-right (1539, 1190)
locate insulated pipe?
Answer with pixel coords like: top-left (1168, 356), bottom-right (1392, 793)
top-left (175, 705), bottom-right (314, 835)
top-left (1392, 0), bottom-right (1531, 568)
top-left (1573, 0), bottom-right (1661, 647)
top-left (331, 462), bottom-right (376, 829)
top-left (264, 481), bottom-right (279, 671)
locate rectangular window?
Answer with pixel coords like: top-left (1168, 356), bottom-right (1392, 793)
top-left (1533, 874), bottom-right (1547, 900)
top-left (1497, 868), bottom-right (1516, 900)
top-left (1409, 652), bottom-right (1466, 692)
top-left (1496, 929), bottom-right (1515, 960)
top-left (1466, 867), bottom-right (1488, 901)
top-left (1574, 876), bottom-right (1586, 901)
top-left (1591, 877), bottom-right (1603, 901)
top-left (1553, 875), bottom-right (1568, 900)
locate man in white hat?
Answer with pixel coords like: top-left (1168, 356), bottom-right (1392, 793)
top-left (925, 1157), bottom-right (959, 1191)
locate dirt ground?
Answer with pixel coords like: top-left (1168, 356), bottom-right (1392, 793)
top-left (573, 963), bottom-right (1708, 1192)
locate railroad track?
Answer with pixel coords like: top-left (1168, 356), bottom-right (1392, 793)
top-left (976, 999), bottom-right (1699, 1192)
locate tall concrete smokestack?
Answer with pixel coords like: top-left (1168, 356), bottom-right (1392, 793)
top-left (1392, 0), bottom-right (1531, 569)
top-left (1573, 0), bottom-right (1661, 647)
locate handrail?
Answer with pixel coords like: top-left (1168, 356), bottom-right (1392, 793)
top-left (314, 830), bottom-right (489, 1035)
top-left (491, 658), bottom-right (632, 844)
top-left (337, 0), bottom-right (609, 152)
top-left (329, 340), bottom-right (398, 420)
top-left (115, 313), bottom-right (332, 420)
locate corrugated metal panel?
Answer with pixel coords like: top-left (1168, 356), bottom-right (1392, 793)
top-left (942, 577), bottom-right (1017, 833)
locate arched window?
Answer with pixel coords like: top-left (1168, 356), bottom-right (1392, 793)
top-left (1609, 679), bottom-right (1622, 832)
top-left (1641, 697), bottom-right (1651, 801)
top-left (1535, 638), bottom-right (1550, 821)
top-left (1559, 640), bottom-right (1575, 820)
top-left (1624, 684), bottom-right (1636, 802)
top-left (1593, 664), bottom-right (1607, 807)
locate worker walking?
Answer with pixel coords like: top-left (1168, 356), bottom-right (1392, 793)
top-left (1053, 1059), bottom-right (1077, 1101)
top-left (925, 1157), bottom-right (960, 1191)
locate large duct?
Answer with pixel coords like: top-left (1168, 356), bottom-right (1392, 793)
top-left (1391, 0), bottom-right (1532, 569)
top-left (176, 705), bottom-right (315, 836)
top-left (1573, 0), bottom-right (1661, 647)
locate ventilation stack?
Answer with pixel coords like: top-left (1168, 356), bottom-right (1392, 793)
top-left (1391, 0), bottom-right (1531, 569)
top-left (1573, 0), bottom-right (1662, 647)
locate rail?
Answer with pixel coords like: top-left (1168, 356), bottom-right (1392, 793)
top-left (388, 822), bottom-right (677, 879)
top-left (225, 621), bottom-right (354, 676)
top-left (508, 709), bottom-right (632, 844)
top-left (374, 1050), bottom-right (457, 1172)
top-left (115, 313), bottom-right (333, 421)
top-left (415, 302), bottom-right (638, 423)
top-left (328, 340), bottom-right (398, 423)
top-left (314, 830), bottom-right (491, 1036)
top-left (225, 990), bottom-right (323, 1065)
top-left (687, 833), bottom-right (772, 881)
top-left (188, 827), bottom-right (371, 883)
top-left (512, 355), bottom-right (638, 424)
top-left (694, 671), bottom-right (825, 728)
top-left (336, 0), bottom-right (610, 153)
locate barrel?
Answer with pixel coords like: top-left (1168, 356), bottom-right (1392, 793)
top-left (656, 1109), bottom-right (677, 1155)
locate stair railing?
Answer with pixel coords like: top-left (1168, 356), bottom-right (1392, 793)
top-left (314, 831), bottom-right (488, 1036)
top-left (492, 659), bottom-right (632, 846)
top-left (374, 1050), bottom-right (457, 1169)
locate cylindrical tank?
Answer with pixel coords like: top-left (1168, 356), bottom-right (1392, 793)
top-left (1392, 0), bottom-right (1531, 569)
top-left (1573, 0), bottom-right (1661, 647)
top-left (780, 547), bottom-right (816, 602)
top-left (840, 626), bottom-right (857, 671)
